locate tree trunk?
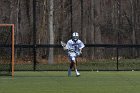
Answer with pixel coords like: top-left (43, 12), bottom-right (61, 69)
top-left (130, 0), bottom-right (137, 57)
top-left (90, 0), bottom-right (95, 59)
top-left (48, 0), bottom-right (54, 64)
top-left (130, 0), bottom-right (136, 44)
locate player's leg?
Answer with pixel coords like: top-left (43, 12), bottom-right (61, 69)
top-left (73, 60), bottom-right (80, 76)
top-left (68, 53), bottom-right (80, 76)
top-left (71, 57), bottom-right (80, 76)
top-left (68, 62), bottom-right (73, 76)
top-left (68, 56), bottom-right (74, 76)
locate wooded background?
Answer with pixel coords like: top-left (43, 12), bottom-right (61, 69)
top-left (0, 0), bottom-right (140, 65)
top-left (0, 0), bottom-right (140, 44)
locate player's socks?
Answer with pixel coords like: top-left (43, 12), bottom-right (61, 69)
top-left (75, 69), bottom-right (80, 76)
top-left (68, 68), bottom-right (71, 76)
top-left (75, 69), bottom-right (78, 73)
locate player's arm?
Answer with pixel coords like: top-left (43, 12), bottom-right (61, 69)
top-left (78, 41), bottom-right (85, 55)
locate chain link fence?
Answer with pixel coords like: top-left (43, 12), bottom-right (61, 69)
top-left (13, 45), bottom-right (140, 71)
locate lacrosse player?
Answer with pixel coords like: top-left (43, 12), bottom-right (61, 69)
top-left (63, 32), bottom-right (85, 76)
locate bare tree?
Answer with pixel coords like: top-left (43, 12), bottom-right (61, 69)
top-left (48, 0), bottom-right (54, 64)
top-left (130, 0), bottom-right (136, 44)
top-left (130, 0), bottom-right (137, 57)
top-left (16, 0), bottom-right (20, 44)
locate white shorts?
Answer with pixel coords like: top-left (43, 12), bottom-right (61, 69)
top-left (68, 52), bottom-right (76, 62)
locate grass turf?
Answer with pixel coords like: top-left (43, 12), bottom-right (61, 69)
top-left (0, 71), bottom-right (140, 93)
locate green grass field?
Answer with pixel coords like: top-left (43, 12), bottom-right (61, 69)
top-left (0, 71), bottom-right (140, 93)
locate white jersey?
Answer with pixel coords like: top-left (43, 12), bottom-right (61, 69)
top-left (66, 39), bottom-right (85, 57)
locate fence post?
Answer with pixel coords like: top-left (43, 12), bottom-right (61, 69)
top-left (116, 47), bottom-right (119, 71)
top-left (33, 0), bottom-right (37, 71)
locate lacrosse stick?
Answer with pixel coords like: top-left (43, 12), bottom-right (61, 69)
top-left (61, 41), bottom-right (67, 50)
top-left (61, 41), bottom-right (66, 47)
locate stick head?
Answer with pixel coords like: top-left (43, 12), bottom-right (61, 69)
top-left (61, 41), bottom-right (66, 47)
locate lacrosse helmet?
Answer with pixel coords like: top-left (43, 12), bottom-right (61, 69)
top-left (72, 32), bottom-right (79, 42)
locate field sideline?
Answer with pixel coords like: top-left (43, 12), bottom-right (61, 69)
top-left (0, 71), bottom-right (140, 93)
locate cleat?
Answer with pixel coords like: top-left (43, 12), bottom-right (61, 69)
top-left (76, 72), bottom-right (80, 77)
